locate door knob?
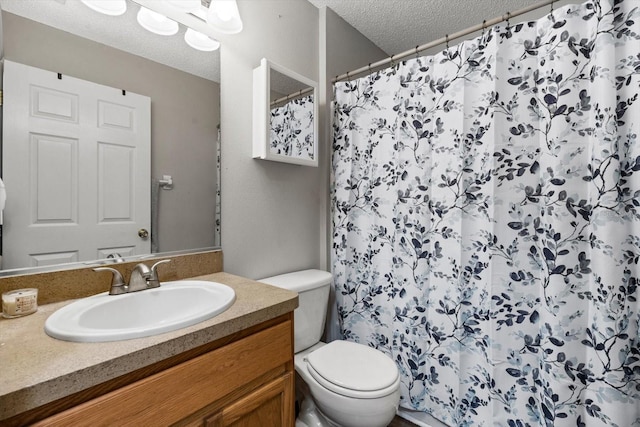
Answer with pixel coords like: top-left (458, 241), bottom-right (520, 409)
top-left (138, 228), bottom-right (149, 239)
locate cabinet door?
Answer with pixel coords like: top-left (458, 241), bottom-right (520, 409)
top-left (206, 373), bottom-right (294, 427)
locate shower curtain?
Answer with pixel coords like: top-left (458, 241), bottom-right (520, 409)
top-left (331, 1), bottom-right (640, 426)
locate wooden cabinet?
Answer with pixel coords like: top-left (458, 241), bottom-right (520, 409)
top-left (205, 373), bottom-right (293, 427)
top-left (32, 316), bottom-right (294, 427)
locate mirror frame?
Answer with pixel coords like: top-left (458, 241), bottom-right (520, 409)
top-left (252, 58), bottom-right (318, 167)
top-left (0, 246), bottom-right (220, 278)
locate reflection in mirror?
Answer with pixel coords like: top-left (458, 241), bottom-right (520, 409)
top-left (270, 68), bottom-right (315, 161)
top-left (253, 58), bottom-right (318, 167)
top-left (0, 0), bottom-right (221, 273)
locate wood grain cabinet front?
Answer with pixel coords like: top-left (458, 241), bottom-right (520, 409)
top-left (33, 317), bottom-right (295, 427)
top-left (204, 373), bottom-right (294, 427)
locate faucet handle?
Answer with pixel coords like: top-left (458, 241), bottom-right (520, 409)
top-left (147, 259), bottom-right (171, 287)
top-left (93, 267), bottom-right (126, 295)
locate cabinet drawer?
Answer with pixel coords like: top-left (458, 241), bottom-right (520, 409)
top-left (36, 320), bottom-right (293, 427)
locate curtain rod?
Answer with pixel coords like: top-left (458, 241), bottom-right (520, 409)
top-left (271, 87), bottom-right (314, 108)
top-left (333, 0), bottom-right (556, 83)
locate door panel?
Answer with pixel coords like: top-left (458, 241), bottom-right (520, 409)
top-left (30, 85), bottom-right (79, 123)
top-left (98, 142), bottom-right (134, 221)
top-left (31, 251), bottom-right (78, 267)
top-left (30, 133), bottom-right (78, 223)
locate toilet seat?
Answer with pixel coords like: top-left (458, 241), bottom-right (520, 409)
top-left (306, 340), bottom-right (399, 399)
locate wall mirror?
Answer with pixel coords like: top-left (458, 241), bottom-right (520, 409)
top-left (253, 58), bottom-right (318, 167)
top-left (0, 0), bottom-right (221, 274)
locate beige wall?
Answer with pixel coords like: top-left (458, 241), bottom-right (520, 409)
top-left (1, 12), bottom-right (220, 254)
top-left (219, 0), bottom-right (320, 279)
top-left (219, 1), bottom-right (385, 279)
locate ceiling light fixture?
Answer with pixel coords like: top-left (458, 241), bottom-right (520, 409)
top-left (80, 0), bottom-right (127, 16)
top-left (207, 0), bottom-right (243, 34)
top-left (184, 28), bottom-right (221, 51)
top-left (137, 7), bottom-right (179, 36)
top-left (82, 0), bottom-right (241, 53)
top-left (165, 0), bottom-right (202, 14)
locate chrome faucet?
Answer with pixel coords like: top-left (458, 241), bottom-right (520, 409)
top-left (106, 253), bottom-right (125, 263)
top-left (128, 263), bottom-right (152, 292)
top-left (93, 267), bottom-right (127, 295)
top-left (94, 259), bottom-right (171, 295)
top-left (128, 259), bottom-right (171, 291)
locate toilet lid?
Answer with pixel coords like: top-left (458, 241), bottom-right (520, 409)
top-left (306, 340), bottom-right (398, 393)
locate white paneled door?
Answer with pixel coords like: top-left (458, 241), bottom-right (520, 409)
top-left (2, 60), bottom-right (151, 269)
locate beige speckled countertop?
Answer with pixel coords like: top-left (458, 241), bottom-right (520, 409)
top-left (0, 272), bottom-right (298, 421)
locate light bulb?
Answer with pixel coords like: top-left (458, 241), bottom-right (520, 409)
top-left (216, 1), bottom-right (235, 21)
top-left (137, 7), bottom-right (179, 36)
top-left (184, 28), bottom-right (220, 51)
top-left (207, 0), bottom-right (243, 34)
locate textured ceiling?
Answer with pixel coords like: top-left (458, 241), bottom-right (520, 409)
top-left (2, 0), bottom-right (561, 83)
top-left (307, 0), bottom-right (548, 55)
top-left (0, 0), bottom-right (220, 82)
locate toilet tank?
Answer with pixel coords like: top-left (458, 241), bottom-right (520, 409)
top-left (259, 269), bottom-right (332, 353)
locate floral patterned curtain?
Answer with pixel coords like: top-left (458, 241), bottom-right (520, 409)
top-left (270, 95), bottom-right (315, 160)
top-left (332, 1), bottom-right (640, 425)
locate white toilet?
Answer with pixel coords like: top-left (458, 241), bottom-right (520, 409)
top-left (259, 269), bottom-right (400, 427)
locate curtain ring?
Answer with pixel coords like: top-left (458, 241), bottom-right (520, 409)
top-left (368, 63), bottom-right (372, 74)
top-left (390, 54), bottom-right (395, 68)
top-left (506, 11), bottom-right (511, 28)
top-left (482, 19), bottom-right (487, 36)
top-left (445, 34), bottom-right (449, 49)
top-left (415, 45), bottom-right (420, 59)
top-left (346, 70), bottom-right (350, 81)
top-left (550, 0), bottom-right (554, 13)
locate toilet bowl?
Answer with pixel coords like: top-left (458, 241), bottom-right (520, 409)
top-left (295, 341), bottom-right (401, 427)
top-left (259, 270), bottom-right (400, 427)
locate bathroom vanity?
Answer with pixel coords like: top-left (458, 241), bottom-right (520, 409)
top-left (0, 272), bottom-right (298, 426)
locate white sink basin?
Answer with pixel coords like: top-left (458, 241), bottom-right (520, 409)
top-left (44, 280), bottom-right (235, 343)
